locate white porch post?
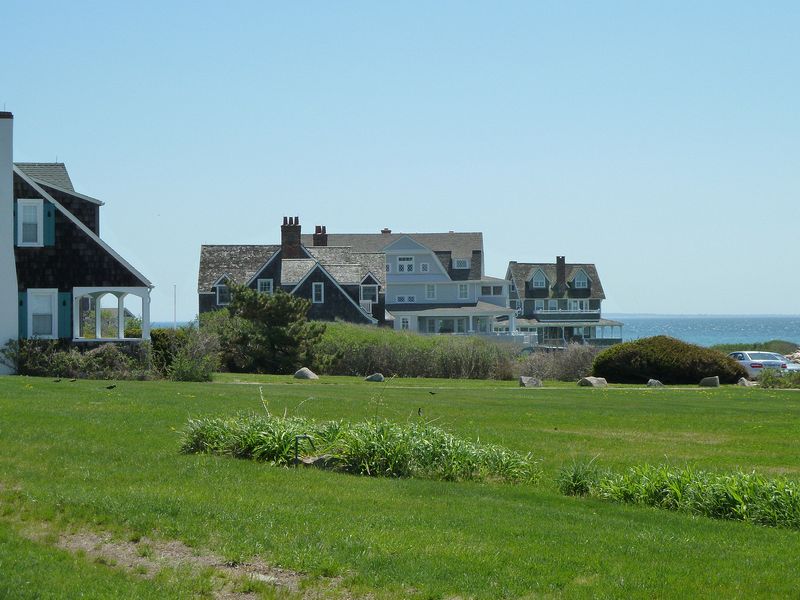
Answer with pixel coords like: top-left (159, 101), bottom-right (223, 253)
top-left (509, 312), bottom-right (516, 334)
top-left (142, 292), bottom-right (151, 340)
top-left (117, 293), bottom-right (127, 339)
top-left (95, 294), bottom-right (103, 339)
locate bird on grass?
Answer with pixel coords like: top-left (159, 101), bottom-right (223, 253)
top-left (428, 391), bottom-right (436, 396)
top-left (418, 407), bottom-right (422, 416)
top-left (53, 378), bottom-right (61, 383)
top-left (105, 384), bottom-right (116, 390)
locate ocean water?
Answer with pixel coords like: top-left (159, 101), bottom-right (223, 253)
top-left (607, 315), bottom-right (800, 347)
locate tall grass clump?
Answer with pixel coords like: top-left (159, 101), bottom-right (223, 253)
top-left (558, 461), bottom-right (800, 529)
top-left (180, 413), bottom-right (541, 484)
top-left (758, 369), bottom-right (800, 389)
top-left (317, 323), bottom-right (515, 379)
top-left (519, 344), bottom-right (601, 382)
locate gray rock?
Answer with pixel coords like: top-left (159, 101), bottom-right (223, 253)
top-left (647, 379), bottom-right (664, 387)
top-left (519, 376), bottom-right (543, 388)
top-left (364, 373), bottom-right (385, 382)
top-left (293, 367), bottom-right (319, 380)
top-left (737, 377), bottom-right (757, 387)
top-left (578, 376), bottom-right (607, 388)
top-left (699, 376), bottom-right (720, 388)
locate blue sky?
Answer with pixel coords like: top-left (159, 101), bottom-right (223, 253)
top-left (2, 2), bottom-right (798, 319)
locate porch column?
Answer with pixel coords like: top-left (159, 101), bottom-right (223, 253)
top-left (72, 294), bottom-right (81, 340)
top-left (141, 292), bottom-right (151, 340)
top-left (95, 294), bottom-right (103, 339)
top-left (509, 312), bottom-right (516, 334)
top-left (117, 293), bottom-right (127, 339)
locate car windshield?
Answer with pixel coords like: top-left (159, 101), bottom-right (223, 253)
top-left (748, 352), bottom-right (779, 361)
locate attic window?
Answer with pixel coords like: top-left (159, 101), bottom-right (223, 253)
top-left (574, 272), bottom-right (588, 289)
top-left (532, 271), bottom-right (546, 288)
top-left (360, 285), bottom-right (378, 303)
top-left (420, 263), bottom-right (430, 273)
top-left (312, 282), bottom-right (324, 303)
top-left (454, 258), bottom-right (469, 269)
top-left (397, 256), bottom-right (414, 273)
top-left (216, 284), bottom-right (231, 305)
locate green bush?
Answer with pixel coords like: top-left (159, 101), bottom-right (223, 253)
top-left (758, 369), bottom-right (800, 389)
top-left (180, 413), bottom-right (541, 484)
top-left (592, 336), bottom-right (748, 384)
top-left (559, 461), bottom-right (800, 530)
top-left (519, 344), bottom-right (601, 382)
top-left (317, 322), bottom-right (515, 380)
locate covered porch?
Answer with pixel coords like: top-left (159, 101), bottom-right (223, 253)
top-left (72, 286), bottom-right (151, 341)
top-left (501, 317), bottom-right (624, 347)
top-left (394, 301), bottom-right (516, 335)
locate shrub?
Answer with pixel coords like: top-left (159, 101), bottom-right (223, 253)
top-left (519, 344), bottom-right (601, 382)
top-left (167, 328), bottom-right (220, 382)
top-left (149, 327), bottom-right (193, 375)
top-left (317, 322), bottom-right (515, 380)
top-left (592, 336), bottom-right (748, 384)
top-left (759, 369), bottom-right (800, 389)
top-left (180, 413), bottom-right (541, 484)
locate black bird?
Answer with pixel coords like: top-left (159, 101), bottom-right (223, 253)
top-left (105, 384), bottom-right (116, 390)
top-left (418, 407), bottom-right (422, 416)
top-left (428, 391), bottom-right (436, 395)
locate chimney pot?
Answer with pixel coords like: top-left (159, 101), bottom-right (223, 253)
top-left (381, 228), bottom-right (391, 234)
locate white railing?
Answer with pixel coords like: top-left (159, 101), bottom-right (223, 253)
top-left (535, 309), bottom-right (600, 315)
top-left (360, 300), bottom-right (373, 313)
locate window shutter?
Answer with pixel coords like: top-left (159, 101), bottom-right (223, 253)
top-left (44, 202), bottom-right (56, 246)
top-left (18, 292), bottom-right (27, 339)
top-left (58, 293), bottom-right (72, 339)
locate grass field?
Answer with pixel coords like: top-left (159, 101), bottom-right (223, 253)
top-left (1, 374), bottom-right (799, 598)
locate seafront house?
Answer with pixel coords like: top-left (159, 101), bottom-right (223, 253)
top-left (300, 228), bottom-right (515, 334)
top-left (0, 112), bottom-right (152, 365)
top-left (198, 217), bottom-right (386, 324)
top-left (504, 256), bottom-right (623, 346)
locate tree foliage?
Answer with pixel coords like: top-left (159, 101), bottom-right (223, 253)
top-left (202, 285), bottom-right (326, 374)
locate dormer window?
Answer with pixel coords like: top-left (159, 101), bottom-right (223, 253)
top-left (397, 256), bottom-right (414, 273)
top-left (17, 199), bottom-right (44, 247)
top-left (257, 279), bottom-right (273, 294)
top-left (532, 270), bottom-right (546, 288)
top-left (360, 284), bottom-right (378, 303)
top-left (454, 258), bottom-right (469, 269)
top-left (216, 283), bottom-right (231, 305)
top-left (574, 271), bottom-right (588, 289)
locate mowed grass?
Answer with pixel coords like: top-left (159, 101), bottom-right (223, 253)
top-left (0, 374), bottom-right (799, 598)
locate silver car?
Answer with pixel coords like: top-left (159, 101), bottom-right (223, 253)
top-left (728, 351), bottom-right (786, 378)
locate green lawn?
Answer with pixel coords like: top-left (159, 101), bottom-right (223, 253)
top-left (1, 375), bottom-right (799, 598)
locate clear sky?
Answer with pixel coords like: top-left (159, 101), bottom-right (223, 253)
top-left (2, 2), bottom-right (798, 319)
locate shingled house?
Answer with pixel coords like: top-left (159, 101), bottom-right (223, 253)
top-left (198, 217), bottom-right (386, 325)
top-left (503, 256), bottom-right (622, 346)
top-left (0, 112), bottom-right (152, 352)
top-left (300, 229), bottom-right (515, 334)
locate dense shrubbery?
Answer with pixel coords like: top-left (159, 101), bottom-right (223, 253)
top-left (592, 336), bottom-right (748, 384)
top-left (519, 344), bottom-right (600, 382)
top-left (559, 461), bottom-right (800, 529)
top-left (181, 413), bottom-right (541, 483)
top-left (758, 369), bottom-right (800, 389)
top-left (711, 339), bottom-right (798, 355)
top-left (317, 322), bottom-right (515, 380)
top-left (201, 286), bottom-right (327, 374)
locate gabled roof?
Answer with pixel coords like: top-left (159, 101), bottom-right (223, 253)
top-left (280, 259), bottom-right (317, 286)
top-left (15, 163), bottom-right (74, 191)
top-left (507, 260), bottom-right (606, 299)
top-left (198, 245), bottom-right (280, 291)
top-left (304, 247), bottom-right (386, 287)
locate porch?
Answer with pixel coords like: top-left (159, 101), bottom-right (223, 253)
top-left (72, 287), bottom-right (151, 341)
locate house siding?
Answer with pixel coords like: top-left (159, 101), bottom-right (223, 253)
top-left (292, 268), bottom-right (372, 324)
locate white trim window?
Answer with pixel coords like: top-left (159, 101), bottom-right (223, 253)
top-left (28, 288), bottom-right (58, 339)
top-left (454, 258), bottom-right (469, 269)
top-left (18, 199), bottom-right (44, 247)
top-left (548, 299), bottom-right (558, 310)
top-left (360, 284), bottom-right (378, 303)
top-left (257, 278), bottom-right (273, 294)
top-left (396, 295), bottom-right (406, 303)
top-left (425, 284), bottom-right (436, 300)
top-left (420, 262), bottom-right (430, 273)
top-left (216, 284), bottom-right (231, 305)
top-left (397, 256), bottom-right (414, 273)
top-left (534, 299), bottom-right (544, 312)
top-left (574, 271), bottom-right (588, 289)
top-left (458, 283), bottom-right (469, 299)
top-left (532, 270), bottom-right (546, 288)
top-left (400, 317), bottom-right (411, 330)
top-left (312, 282), bottom-right (324, 303)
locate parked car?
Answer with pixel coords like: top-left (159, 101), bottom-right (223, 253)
top-left (728, 351), bottom-right (786, 378)
top-left (771, 353), bottom-right (800, 373)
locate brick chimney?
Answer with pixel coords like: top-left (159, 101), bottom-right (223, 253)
top-left (313, 225), bottom-right (328, 247)
top-left (555, 256), bottom-right (567, 294)
top-left (281, 216), bottom-right (303, 258)
top-left (381, 227), bottom-right (391, 234)
top-left (0, 112), bottom-right (19, 368)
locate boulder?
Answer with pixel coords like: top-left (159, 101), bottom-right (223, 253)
top-left (519, 376), bottom-right (543, 388)
top-left (699, 376), bottom-right (720, 388)
top-left (293, 367), bottom-right (319, 380)
top-left (737, 377), bottom-right (757, 387)
top-left (647, 379), bottom-right (664, 387)
top-left (578, 376), bottom-right (607, 388)
top-left (364, 373), bottom-right (385, 382)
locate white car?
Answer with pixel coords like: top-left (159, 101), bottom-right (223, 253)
top-left (728, 351), bottom-right (786, 378)
top-left (771, 353), bottom-right (800, 373)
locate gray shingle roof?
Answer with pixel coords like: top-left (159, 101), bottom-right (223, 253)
top-left (198, 245), bottom-right (280, 291)
top-left (302, 232), bottom-right (482, 259)
top-left (507, 261), bottom-right (606, 300)
top-left (280, 259), bottom-right (316, 286)
top-left (303, 247), bottom-right (386, 287)
top-left (15, 163), bottom-right (74, 191)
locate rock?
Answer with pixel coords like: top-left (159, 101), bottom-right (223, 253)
top-left (578, 376), bottom-right (607, 388)
top-left (737, 377), bottom-right (757, 387)
top-left (647, 379), bottom-right (664, 387)
top-left (364, 373), bottom-right (385, 382)
top-left (699, 376), bottom-right (720, 388)
top-left (293, 367), bottom-right (318, 380)
top-left (519, 376), bottom-right (543, 388)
